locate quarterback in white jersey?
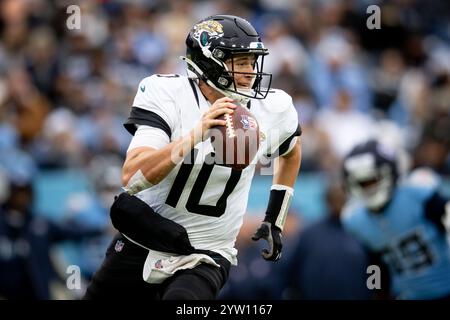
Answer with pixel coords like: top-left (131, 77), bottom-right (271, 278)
top-left (124, 73), bottom-right (300, 265)
top-left (84, 15), bottom-right (301, 300)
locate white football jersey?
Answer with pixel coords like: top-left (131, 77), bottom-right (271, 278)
top-left (125, 74), bottom-right (300, 265)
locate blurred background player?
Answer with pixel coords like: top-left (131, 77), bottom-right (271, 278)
top-left (341, 139), bottom-right (450, 300)
top-left (0, 152), bottom-right (103, 300)
top-left (284, 178), bottom-right (373, 300)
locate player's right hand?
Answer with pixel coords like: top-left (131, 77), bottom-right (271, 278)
top-left (196, 97), bottom-right (237, 141)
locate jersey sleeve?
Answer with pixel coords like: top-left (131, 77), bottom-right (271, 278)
top-left (265, 90), bottom-right (302, 158)
top-left (423, 190), bottom-right (449, 233)
top-left (127, 125), bottom-right (171, 152)
top-left (124, 75), bottom-right (179, 140)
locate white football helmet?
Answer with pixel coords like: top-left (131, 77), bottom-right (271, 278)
top-left (343, 140), bottom-right (399, 211)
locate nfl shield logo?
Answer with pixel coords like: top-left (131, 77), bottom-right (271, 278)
top-left (240, 115), bottom-right (258, 130)
top-left (114, 240), bottom-right (124, 252)
top-left (154, 259), bottom-right (163, 269)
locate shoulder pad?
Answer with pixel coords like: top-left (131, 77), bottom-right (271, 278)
top-left (262, 89), bottom-right (294, 113)
top-left (141, 74), bottom-right (185, 95)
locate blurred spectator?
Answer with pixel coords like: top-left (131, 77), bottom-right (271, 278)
top-left (30, 108), bottom-right (85, 168)
top-left (370, 49), bottom-right (405, 116)
top-left (0, 153), bottom-right (104, 299)
top-left (24, 27), bottom-right (60, 101)
top-left (307, 27), bottom-right (372, 112)
top-left (5, 67), bottom-right (50, 145)
top-left (60, 154), bottom-right (123, 279)
top-left (284, 179), bottom-right (373, 300)
top-left (315, 88), bottom-right (376, 160)
top-left (413, 113), bottom-right (450, 176)
top-left (219, 213), bottom-right (301, 300)
top-left (263, 18), bottom-right (309, 81)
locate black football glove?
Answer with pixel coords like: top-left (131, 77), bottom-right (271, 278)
top-left (251, 222), bottom-right (282, 261)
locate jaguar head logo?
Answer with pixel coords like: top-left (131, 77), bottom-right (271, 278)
top-left (192, 20), bottom-right (224, 47)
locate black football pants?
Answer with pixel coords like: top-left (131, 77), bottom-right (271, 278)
top-left (82, 233), bottom-right (230, 300)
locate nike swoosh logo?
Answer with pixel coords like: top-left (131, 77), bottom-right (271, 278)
top-left (140, 85), bottom-right (145, 92)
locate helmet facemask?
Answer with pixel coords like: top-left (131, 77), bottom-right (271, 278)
top-left (347, 165), bottom-right (394, 211)
top-left (344, 151), bottom-right (396, 212)
top-left (217, 51), bottom-right (272, 103)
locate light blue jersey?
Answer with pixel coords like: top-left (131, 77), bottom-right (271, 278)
top-left (342, 183), bottom-right (450, 300)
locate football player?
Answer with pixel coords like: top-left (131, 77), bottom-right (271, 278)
top-left (341, 140), bottom-right (450, 300)
top-left (83, 15), bottom-right (302, 300)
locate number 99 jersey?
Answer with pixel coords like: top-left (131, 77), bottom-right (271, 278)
top-left (123, 74), bottom-right (301, 265)
top-left (342, 181), bottom-right (450, 300)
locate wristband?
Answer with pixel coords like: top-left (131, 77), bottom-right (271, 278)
top-left (265, 184), bottom-right (294, 231)
top-left (123, 169), bottom-right (153, 195)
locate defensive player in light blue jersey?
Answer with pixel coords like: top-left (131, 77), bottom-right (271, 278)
top-left (341, 140), bottom-right (450, 300)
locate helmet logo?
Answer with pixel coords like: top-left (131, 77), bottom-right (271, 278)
top-left (200, 32), bottom-right (209, 46)
top-left (193, 20), bottom-right (224, 48)
top-left (250, 42), bottom-right (264, 49)
top-left (218, 77), bottom-right (229, 86)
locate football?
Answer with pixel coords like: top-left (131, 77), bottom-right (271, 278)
top-left (209, 104), bottom-right (260, 170)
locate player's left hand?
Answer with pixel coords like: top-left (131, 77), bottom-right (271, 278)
top-left (251, 222), bottom-right (282, 261)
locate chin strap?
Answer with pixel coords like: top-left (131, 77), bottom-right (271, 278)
top-left (180, 56), bottom-right (251, 106)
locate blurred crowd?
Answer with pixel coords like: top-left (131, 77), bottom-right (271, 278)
top-left (0, 0), bottom-right (449, 299)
